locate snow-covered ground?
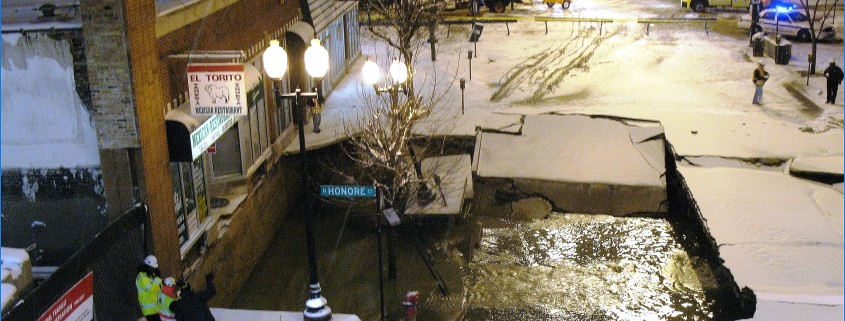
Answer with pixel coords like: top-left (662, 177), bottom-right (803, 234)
top-left (306, 8), bottom-right (843, 319)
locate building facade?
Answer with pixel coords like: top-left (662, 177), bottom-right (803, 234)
top-left (2, 0), bottom-right (360, 307)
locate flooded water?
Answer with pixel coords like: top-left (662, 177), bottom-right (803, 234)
top-left (452, 213), bottom-right (714, 320)
top-left (235, 204), bottom-right (717, 321)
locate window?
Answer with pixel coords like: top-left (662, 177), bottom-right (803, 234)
top-left (787, 12), bottom-right (808, 22)
top-left (762, 12), bottom-right (776, 20)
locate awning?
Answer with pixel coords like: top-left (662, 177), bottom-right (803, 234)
top-left (165, 63), bottom-right (261, 162)
top-left (287, 21), bottom-right (315, 43)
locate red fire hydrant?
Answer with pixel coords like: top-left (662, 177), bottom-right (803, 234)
top-left (402, 291), bottom-right (420, 321)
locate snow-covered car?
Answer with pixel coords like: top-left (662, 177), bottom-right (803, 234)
top-left (738, 7), bottom-right (837, 41)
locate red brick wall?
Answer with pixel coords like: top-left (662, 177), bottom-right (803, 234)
top-left (125, 0), bottom-right (184, 276)
top-left (157, 0), bottom-right (301, 106)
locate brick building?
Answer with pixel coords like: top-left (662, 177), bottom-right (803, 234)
top-left (2, 0), bottom-right (360, 309)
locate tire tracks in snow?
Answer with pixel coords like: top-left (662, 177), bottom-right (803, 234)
top-left (490, 27), bottom-right (615, 104)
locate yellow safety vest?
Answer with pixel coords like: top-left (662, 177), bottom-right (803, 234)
top-left (136, 273), bottom-right (161, 316)
top-left (158, 293), bottom-right (177, 321)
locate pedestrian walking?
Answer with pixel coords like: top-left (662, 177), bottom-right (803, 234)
top-left (158, 277), bottom-right (179, 321)
top-left (752, 60), bottom-right (769, 105)
top-left (823, 58), bottom-right (843, 104)
top-left (136, 255), bottom-right (163, 321)
top-left (307, 95), bottom-right (323, 133)
top-left (171, 272), bottom-right (217, 321)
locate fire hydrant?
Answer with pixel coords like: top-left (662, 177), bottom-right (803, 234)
top-left (402, 291), bottom-right (420, 321)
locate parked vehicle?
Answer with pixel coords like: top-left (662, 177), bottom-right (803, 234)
top-left (682, 0), bottom-right (749, 12)
top-left (449, 0), bottom-right (524, 13)
top-left (737, 7), bottom-right (837, 41)
top-left (544, 0), bottom-right (572, 9)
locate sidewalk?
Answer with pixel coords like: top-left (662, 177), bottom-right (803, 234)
top-left (211, 308), bottom-right (361, 321)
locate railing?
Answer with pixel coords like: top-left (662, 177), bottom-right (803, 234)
top-left (361, 14), bottom-right (719, 36)
top-left (638, 17), bottom-right (717, 35)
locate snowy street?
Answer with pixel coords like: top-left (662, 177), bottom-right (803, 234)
top-left (293, 3), bottom-right (844, 319)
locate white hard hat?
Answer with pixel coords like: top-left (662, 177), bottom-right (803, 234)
top-left (164, 277), bottom-right (176, 287)
top-left (757, 59), bottom-right (766, 66)
top-left (830, 58), bottom-right (836, 64)
top-left (144, 255), bottom-right (158, 268)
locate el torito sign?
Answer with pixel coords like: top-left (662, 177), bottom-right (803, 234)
top-left (187, 63), bottom-right (248, 116)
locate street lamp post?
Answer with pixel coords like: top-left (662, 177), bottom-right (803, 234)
top-left (363, 57), bottom-right (409, 103)
top-left (460, 78), bottom-right (466, 115)
top-left (467, 50), bottom-right (473, 80)
top-left (263, 39), bottom-right (332, 321)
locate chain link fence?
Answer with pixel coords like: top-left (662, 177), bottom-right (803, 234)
top-left (3, 204), bottom-right (150, 321)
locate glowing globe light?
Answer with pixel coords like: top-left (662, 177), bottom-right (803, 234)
top-left (389, 58), bottom-right (408, 84)
top-left (362, 59), bottom-right (381, 85)
top-left (262, 40), bottom-right (288, 79)
top-left (304, 39), bottom-right (329, 78)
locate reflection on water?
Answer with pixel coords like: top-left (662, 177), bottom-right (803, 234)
top-left (235, 207), bottom-right (715, 321)
top-left (432, 213), bottom-right (714, 320)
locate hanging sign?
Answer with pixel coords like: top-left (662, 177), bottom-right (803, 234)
top-left (187, 63), bottom-right (248, 116)
top-left (190, 115), bottom-right (236, 160)
top-left (383, 208), bottom-right (401, 226)
top-left (38, 272), bottom-right (94, 321)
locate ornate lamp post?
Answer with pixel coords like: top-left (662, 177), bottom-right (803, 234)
top-left (363, 57), bottom-right (409, 108)
top-left (262, 38), bottom-right (331, 321)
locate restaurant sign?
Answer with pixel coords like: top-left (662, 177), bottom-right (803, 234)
top-left (187, 63), bottom-right (248, 116)
top-left (190, 115), bottom-right (236, 160)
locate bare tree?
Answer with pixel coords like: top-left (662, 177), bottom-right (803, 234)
top-left (797, 0), bottom-right (840, 74)
top-left (325, 0), bottom-right (463, 281)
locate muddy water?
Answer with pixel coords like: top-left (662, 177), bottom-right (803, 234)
top-left (234, 204), bottom-right (716, 321)
top-left (452, 213), bottom-right (715, 320)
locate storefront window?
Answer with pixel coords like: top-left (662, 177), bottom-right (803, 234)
top-left (170, 159), bottom-right (210, 256)
top-left (211, 125), bottom-right (243, 178)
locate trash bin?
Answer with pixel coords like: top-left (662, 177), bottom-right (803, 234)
top-left (774, 38), bottom-right (791, 65)
top-left (763, 35), bottom-right (791, 65)
top-left (752, 32), bottom-right (765, 57)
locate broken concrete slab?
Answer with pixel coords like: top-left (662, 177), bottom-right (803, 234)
top-left (475, 114), bottom-right (667, 216)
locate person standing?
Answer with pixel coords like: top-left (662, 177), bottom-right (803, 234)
top-left (158, 277), bottom-right (179, 321)
top-left (752, 60), bottom-right (769, 105)
top-left (823, 58), bottom-right (843, 104)
top-left (171, 272), bottom-right (217, 321)
top-left (307, 96), bottom-right (323, 133)
top-left (136, 255), bottom-right (163, 321)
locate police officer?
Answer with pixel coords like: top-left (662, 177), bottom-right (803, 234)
top-left (823, 58), bottom-right (844, 104)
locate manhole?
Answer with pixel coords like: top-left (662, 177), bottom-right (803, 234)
top-left (210, 197), bottom-right (230, 209)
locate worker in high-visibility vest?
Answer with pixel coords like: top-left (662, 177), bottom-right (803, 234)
top-left (136, 255), bottom-right (163, 321)
top-left (158, 277), bottom-right (179, 321)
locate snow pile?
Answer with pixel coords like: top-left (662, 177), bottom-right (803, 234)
top-left (679, 166), bottom-right (843, 313)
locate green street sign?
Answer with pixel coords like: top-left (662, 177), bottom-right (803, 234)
top-left (320, 185), bottom-right (376, 198)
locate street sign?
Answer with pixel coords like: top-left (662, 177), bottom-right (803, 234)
top-left (320, 185), bottom-right (376, 198)
top-left (469, 23), bottom-right (484, 42)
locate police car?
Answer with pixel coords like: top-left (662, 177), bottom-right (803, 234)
top-left (738, 7), bottom-right (837, 42)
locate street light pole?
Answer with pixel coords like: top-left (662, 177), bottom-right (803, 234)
top-left (263, 39), bottom-right (332, 321)
top-left (460, 78), bottom-right (466, 114)
top-left (467, 50), bottom-right (473, 80)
